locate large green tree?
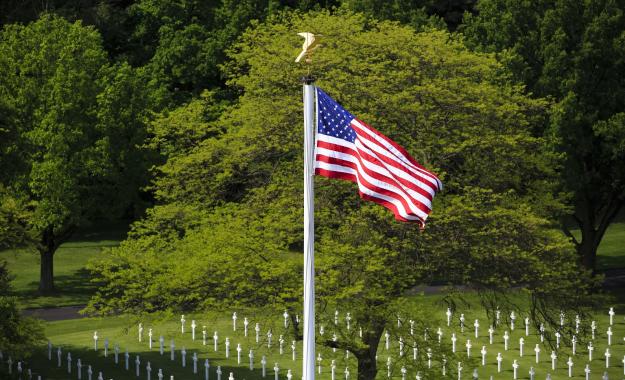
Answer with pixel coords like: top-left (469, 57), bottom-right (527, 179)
top-left (462, 0), bottom-right (625, 270)
top-left (87, 11), bottom-right (593, 379)
top-left (0, 14), bottom-right (154, 293)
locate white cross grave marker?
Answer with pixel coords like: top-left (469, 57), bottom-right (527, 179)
top-left (567, 356), bottom-right (573, 377)
top-left (534, 344), bottom-right (540, 364)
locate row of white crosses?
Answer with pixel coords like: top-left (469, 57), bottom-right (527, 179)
top-left (2, 350), bottom-right (41, 380)
top-left (444, 306), bottom-right (624, 379)
top-left (44, 341), bottom-right (108, 380)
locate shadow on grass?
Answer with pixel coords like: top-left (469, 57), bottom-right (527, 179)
top-left (597, 254), bottom-right (625, 271)
top-left (15, 268), bottom-right (98, 309)
top-left (24, 344), bottom-right (289, 380)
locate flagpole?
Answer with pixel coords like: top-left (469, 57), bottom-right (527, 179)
top-left (302, 74), bottom-right (316, 380)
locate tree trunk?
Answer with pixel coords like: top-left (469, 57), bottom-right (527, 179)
top-left (355, 323), bottom-right (384, 380)
top-left (579, 231), bottom-right (597, 271)
top-left (357, 354), bottom-right (378, 380)
top-left (38, 248), bottom-right (55, 293)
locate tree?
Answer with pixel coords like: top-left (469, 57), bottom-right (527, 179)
top-left (0, 14), bottom-right (154, 293)
top-left (0, 260), bottom-right (45, 362)
top-left (87, 10), bottom-right (593, 379)
top-left (462, 0), bottom-right (625, 270)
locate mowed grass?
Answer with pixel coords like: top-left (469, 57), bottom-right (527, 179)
top-left (0, 221), bottom-right (129, 309)
top-left (21, 298), bottom-right (625, 380)
top-left (595, 222), bottom-right (625, 270)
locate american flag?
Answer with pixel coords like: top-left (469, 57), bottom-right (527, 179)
top-left (314, 88), bottom-right (442, 226)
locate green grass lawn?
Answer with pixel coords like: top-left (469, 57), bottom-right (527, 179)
top-left (18, 300), bottom-right (625, 380)
top-left (595, 222), bottom-right (625, 270)
top-left (0, 221), bottom-right (129, 309)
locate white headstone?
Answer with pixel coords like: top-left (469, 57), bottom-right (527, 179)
top-left (496, 352), bottom-right (502, 373)
top-left (609, 307), bottom-right (615, 325)
top-left (237, 343), bottom-right (242, 364)
top-left (551, 351), bottom-right (557, 371)
top-left (93, 331), bottom-right (98, 351)
top-left (503, 331), bottom-right (509, 351)
top-left (512, 359), bottom-right (519, 379)
top-left (474, 319), bottom-right (480, 338)
top-left (480, 346), bottom-right (487, 366)
top-left (262, 355), bottom-right (267, 377)
top-left (191, 320), bottom-right (197, 340)
top-left (451, 333), bottom-right (457, 353)
top-left (317, 353), bottom-right (322, 374)
top-left (181, 314), bottom-right (186, 333)
top-left (446, 308), bottom-right (452, 327)
top-left (205, 359), bottom-right (210, 380)
top-left (567, 356), bottom-right (573, 377)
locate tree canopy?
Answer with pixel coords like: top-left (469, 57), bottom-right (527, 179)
top-left (0, 14), bottom-right (155, 292)
top-left (86, 11), bottom-right (593, 379)
top-left (462, 0), bottom-right (625, 270)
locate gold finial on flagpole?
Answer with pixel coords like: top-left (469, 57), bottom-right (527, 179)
top-left (295, 32), bottom-right (321, 64)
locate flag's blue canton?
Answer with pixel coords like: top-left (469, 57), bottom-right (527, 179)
top-left (317, 89), bottom-right (357, 143)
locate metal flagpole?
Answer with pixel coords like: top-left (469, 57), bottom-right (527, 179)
top-left (296, 31), bottom-right (320, 380)
top-left (302, 75), bottom-right (316, 380)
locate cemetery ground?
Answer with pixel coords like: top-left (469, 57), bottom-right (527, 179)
top-left (1, 221), bottom-right (625, 379)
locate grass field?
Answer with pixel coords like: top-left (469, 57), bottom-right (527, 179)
top-left (0, 221), bottom-right (128, 308)
top-left (594, 222), bottom-right (625, 270)
top-left (20, 300), bottom-right (625, 380)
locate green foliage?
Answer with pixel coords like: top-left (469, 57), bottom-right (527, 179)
top-left (0, 14), bottom-right (155, 291)
top-left (87, 10), bottom-right (592, 379)
top-left (462, 0), bottom-right (625, 269)
top-left (0, 261), bottom-right (45, 359)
